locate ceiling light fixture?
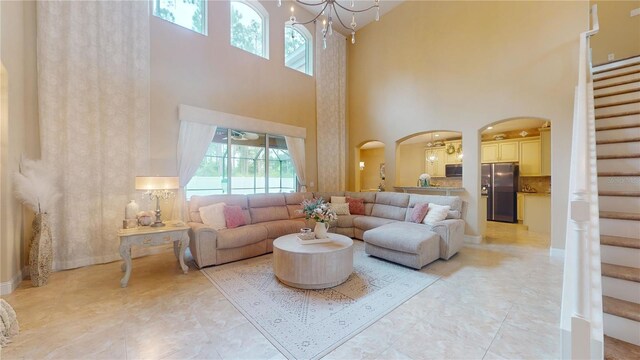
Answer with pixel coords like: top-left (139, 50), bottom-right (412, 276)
top-left (487, 126), bottom-right (493, 130)
top-left (278, 0), bottom-right (381, 49)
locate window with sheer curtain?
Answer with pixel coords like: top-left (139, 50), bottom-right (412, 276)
top-left (186, 128), bottom-right (296, 197)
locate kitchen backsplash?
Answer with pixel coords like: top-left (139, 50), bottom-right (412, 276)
top-left (430, 177), bottom-right (463, 187)
top-left (519, 176), bottom-right (551, 193)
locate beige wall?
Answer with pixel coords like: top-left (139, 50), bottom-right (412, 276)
top-left (396, 143), bottom-right (426, 187)
top-left (0, 0), bottom-right (39, 285)
top-left (590, 0), bottom-right (640, 65)
top-left (150, 1), bottom-right (318, 190)
top-left (359, 147), bottom-right (385, 190)
top-left (348, 1), bottom-right (588, 248)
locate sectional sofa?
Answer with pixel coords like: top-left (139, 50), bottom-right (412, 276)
top-left (187, 191), bottom-right (467, 269)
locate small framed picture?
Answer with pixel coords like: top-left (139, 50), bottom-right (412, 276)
top-left (379, 163), bottom-right (386, 180)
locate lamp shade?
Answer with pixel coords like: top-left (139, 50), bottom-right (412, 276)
top-left (135, 176), bottom-right (179, 190)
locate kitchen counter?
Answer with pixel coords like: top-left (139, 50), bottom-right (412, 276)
top-left (395, 187), bottom-right (465, 196)
top-left (518, 192), bottom-right (551, 197)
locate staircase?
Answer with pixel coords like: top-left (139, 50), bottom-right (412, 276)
top-left (593, 56), bottom-right (640, 358)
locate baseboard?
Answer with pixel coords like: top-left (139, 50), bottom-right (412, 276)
top-left (464, 234), bottom-right (482, 244)
top-left (550, 247), bottom-right (565, 258)
top-left (0, 270), bottom-right (23, 295)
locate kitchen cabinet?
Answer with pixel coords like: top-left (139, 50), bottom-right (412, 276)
top-left (540, 128), bottom-right (551, 176)
top-left (522, 194), bottom-right (551, 233)
top-left (517, 193), bottom-right (524, 221)
top-left (425, 147), bottom-right (446, 177)
top-left (481, 141), bottom-right (519, 163)
top-left (445, 141), bottom-right (463, 165)
top-left (519, 138), bottom-right (542, 176)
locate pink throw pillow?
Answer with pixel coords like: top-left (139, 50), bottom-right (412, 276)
top-left (223, 205), bottom-right (246, 229)
top-left (346, 197), bottom-right (365, 215)
top-left (410, 202), bottom-right (430, 223)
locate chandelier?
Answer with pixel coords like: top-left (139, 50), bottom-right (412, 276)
top-left (278, 0), bottom-right (381, 48)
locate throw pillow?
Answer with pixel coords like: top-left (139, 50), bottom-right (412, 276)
top-left (330, 202), bottom-right (351, 215)
top-left (423, 203), bottom-right (450, 225)
top-left (346, 197), bottom-right (365, 215)
top-left (223, 205), bottom-right (246, 229)
top-left (331, 196), bottom-right (347, 204)
top-left (410, 202), bottom-right (430, 223)
top-left (199, 202), bottom-right (227, 230)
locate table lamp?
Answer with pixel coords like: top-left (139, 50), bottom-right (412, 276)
top-left (135, 176), bottom-right (179, 227)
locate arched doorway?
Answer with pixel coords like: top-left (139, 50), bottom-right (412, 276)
top-left (356, 141), bottom-right (385, 192)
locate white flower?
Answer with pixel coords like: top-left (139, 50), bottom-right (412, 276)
top-left (419, 173), bottom-right (431, 180)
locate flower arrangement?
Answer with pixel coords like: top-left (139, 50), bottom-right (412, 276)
top-left (419, 173), bottom-right (431, 187)
top-left (13, 157), bottom-right (61, 214)
top-left (300, 198), bottom-right (337, 223)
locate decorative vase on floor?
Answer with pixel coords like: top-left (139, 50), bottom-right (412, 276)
top-left (29, 213), bottom-right (53, 287)
top-left (314, 222), bottom-right (329, 239)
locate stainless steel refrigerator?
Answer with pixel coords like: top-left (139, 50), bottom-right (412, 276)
top-left (481, 163), bottom-right (519, 223)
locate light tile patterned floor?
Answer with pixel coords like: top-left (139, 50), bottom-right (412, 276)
top-left (1, 222), bottom-right (562, 359)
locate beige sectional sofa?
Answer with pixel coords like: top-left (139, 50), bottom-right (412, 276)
top-left (187, 191), bottom-right (467, 269)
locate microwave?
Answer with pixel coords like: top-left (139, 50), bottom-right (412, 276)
top-left (445, 164), bottom-right (463, 177)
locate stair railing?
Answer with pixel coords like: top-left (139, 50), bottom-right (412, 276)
top-left (560, 4), bottom-right (603, 359)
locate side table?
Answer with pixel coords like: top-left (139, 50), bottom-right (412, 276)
top-left (118, 224), bottom-right (190, 287)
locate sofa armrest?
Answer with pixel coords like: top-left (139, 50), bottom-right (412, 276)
top-left (187, 222), bottom-right (219, 268)
top-left (429, 219), bottom-right (465, 260)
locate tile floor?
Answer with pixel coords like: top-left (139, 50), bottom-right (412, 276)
top-left (1, 222), bottom-right (563, 359)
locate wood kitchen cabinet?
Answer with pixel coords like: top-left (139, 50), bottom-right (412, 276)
top-left (517, 193), bottom-right (524, 221)
top-left (425, 147), bottom-right (446, 177)
top-left (481, 141), bottom-right (519, 163)
top-left (445, 141), bottom-right (463, 165)
top-left (519, 138), bottom-right (542, 176)
top-left (540, 128), bottom-right (551, 176)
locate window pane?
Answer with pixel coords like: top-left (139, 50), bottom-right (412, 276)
top-left (186, 128), bottom-right (228, 198)
top-left (285, 26), bottom-right (308, 74)
top-left (268, 135), bottom-right (296, 193)
top-left (230, 132), bottom-right (266, 194)
top-left (230, 2), bottom-right (264, 57)
top-left (153, 0), bottom-right (207, 35)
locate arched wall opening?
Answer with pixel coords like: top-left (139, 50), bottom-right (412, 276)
top-left (355, 140), bottom-right (385, 192)
top-left (478, 117), bottom-right (552, 238)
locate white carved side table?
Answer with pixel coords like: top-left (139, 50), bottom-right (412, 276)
top-left (118, 224), bottom-right (190, 287)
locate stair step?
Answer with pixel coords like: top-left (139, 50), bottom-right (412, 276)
top-left (599, 195), bottom-right (640, 215)
top-left (593, 80), bottom-right (640, 95)
top-left (604, 335), bottom-right (640, 360)
top-left (596, 103), bottom-right (640, 118)
top-left (596, 124), bottom-right (640, 131)
top-left (602, 263), bottom-right (640, 283)
top-left (595, 99), bottom-right (640, 109)
top-left (598, 172), bottom-right (640, 177)
top-left (597, 154), bottom-right (640, 160)
top-left (596, 137), bottom-right (640, 145)
top-left (596, 111), bottom-right (640, 120)
top-left (600, 191), bottom-right (640, 198)
top-left (597, 157), bottom-right (640, 173)
top-left (603, 296), bottom-right (640, 322)
top-left (600, 211), bottom-right (640, 221)
top-left (594, 58), bottom-right (640, 75)
top-left (600, 218), bottom-right (640, 239)
top-left (594, 69), bottom-right (640, 82)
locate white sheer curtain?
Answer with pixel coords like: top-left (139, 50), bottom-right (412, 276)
top-left (173, 121), bottom-right (217, 221)
top-left (284, 136), bottom-right (306, 192)
top-left (37, 1), bottom-right (150, 269)
top-left (315, 23), bottom-right (347, 192)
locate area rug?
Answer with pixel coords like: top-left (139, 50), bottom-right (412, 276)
top-left (201, 241), bottom-right (439, 359)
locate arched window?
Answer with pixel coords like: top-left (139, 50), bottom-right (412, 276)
top-left (152, 0), bottom-right (207, 35)
top-left (230, 1), bottom-right (269, 58)
top-left (284, 24), bottom-right (313, 76)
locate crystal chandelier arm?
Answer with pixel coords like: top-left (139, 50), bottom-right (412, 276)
top-left (332, 9), bottom-right (352, 31)
top-left (292, 2), bottom-right (330, 25)
top-left (333, 1), bottom-right (379, 13)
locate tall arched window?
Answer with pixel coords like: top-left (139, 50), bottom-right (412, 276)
top-left (284, 24), bottom-right (313, 76)
top-left (230, 1), bottom-right (269, 59)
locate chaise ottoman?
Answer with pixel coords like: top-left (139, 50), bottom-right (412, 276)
top-left (363, 222), bottom-right (440, 269)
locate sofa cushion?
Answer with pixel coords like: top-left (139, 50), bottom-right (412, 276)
top-left (250, 206), bottom-right (290, 224)
top-left (331, 196), bottom-right (347, 203)
top-left (248, 193), bottom-right (286, 208)
top-left (199, 202), bottom-right (227, 230)
top-left (334, 214), bottom-right (362, 228)
top-left (189, 194), bottom-right (250, 224)
top-left (261, 219), bottom-right (306, 239)
top-left (313, 192), bottom-right (345, 202)
top-left (364, 222), bottom-right (439, 255)
top-left (423, 204), bottom-right (450, 225)
top-left (284, 192), bottom-right (313, 205)
top-left (345, 191), bottom-right (376, 216)
top-left (371, 192), bottom-right (410, 221)
top-left (223, 205), bottom-right (246, 229)
top-left (406, 194), bottom-right (463, 221)
top-left (353, 216), bottom-right (398, 232)
top-left (346, 197), bottom-right (365, 215)
top-left (216, 224), bottom-right (269, 249)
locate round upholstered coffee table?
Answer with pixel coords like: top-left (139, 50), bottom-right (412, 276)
top-left (273, 233), bottom-right (354, 289)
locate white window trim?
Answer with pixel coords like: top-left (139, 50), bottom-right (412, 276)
top-left (230, 0), bottom-right (270, 59)
top-left (151, 0), bottom-right (208, 36)
top-left (285, 22), bottom-right (313, 76)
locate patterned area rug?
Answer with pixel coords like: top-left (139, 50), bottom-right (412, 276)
top-left (201, 241), bottom-right (439, 359)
